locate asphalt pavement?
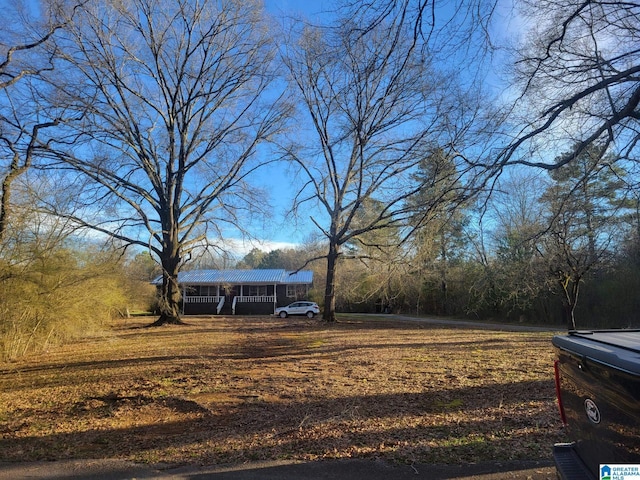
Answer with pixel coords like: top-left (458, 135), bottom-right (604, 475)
top-left (373, 314), bottom-right (563, 333)
top-left (0, 458), bottom-right (558, 479)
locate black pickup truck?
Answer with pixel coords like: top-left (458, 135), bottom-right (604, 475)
top-left (552, 330), bottom-right (640, 479)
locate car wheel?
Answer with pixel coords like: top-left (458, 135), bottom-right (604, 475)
top-left (279, 311), bottom-right (288, 318)
top-left (306, 311), bottom-right (315, 318)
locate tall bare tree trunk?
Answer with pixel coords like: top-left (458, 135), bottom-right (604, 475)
top-left (0, 152), bottom-right (22, 244)
top-left (154, 262), bottom-right (183, 325)
top-left (152, 229), bottom-right (184, 325)
top-left (558, 273), bottom-right (579, 330)
top-left (323, 242), bottom-right (339, 322)
top-left (31, 0), bottom-right (284, 329)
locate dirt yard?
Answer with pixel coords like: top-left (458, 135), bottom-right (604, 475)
top-left (0, 315), bottom-right (568, 468)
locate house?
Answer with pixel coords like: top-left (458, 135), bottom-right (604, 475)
top-left (154, 269), bottom-right (314, 315)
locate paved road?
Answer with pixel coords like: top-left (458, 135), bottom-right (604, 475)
top-left (0, 458), bottom-right (558, 479)
top-left (374, 313), bottom-right (564, 333)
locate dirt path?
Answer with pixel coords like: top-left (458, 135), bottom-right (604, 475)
top-left (378, 313), bottom-right (564, 332)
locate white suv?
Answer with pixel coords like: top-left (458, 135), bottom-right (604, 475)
top-left (275, 301), bottom-right (320, 318)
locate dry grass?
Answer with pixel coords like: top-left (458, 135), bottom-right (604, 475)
top-left (0, 315), bottom-right (568, 467)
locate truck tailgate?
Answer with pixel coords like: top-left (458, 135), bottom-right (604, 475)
top-left (552, 331), bottom-right (640, 477)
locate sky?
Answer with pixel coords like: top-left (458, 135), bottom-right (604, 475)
top-left (2, 0), bottom-right (524, 260)
top-left (243, 0), bottom-right (522, 255)
top-left (233, 0), bottom-right (341, 253)
top-left (8, 1), bottom-right (622, 267)
top-left (264, 0), bottom-right (336, 17)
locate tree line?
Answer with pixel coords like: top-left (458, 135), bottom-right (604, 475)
top-left (1, 0), bottom-right (638, 349)
top-left (233, 141), bottom-right (639, 330)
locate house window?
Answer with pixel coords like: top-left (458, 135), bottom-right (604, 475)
top-left (286, 285), bottom-right (307, 298)
top-left (248, 285), bottom-right (267, 296)
top-left (196, 285), bottom-right (215, 296)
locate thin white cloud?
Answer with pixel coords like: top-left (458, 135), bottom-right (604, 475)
top-left (223, 238), bottom-right (300, 256)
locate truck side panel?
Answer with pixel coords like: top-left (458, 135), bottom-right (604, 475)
top-left (554, 335), bottom-right (640, 477)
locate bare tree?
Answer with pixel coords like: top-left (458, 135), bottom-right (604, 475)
top-left (0, 1), bottom-right (70, 242)
top-left (406, 150), bottom-right (471, 316)
top-left (35, 0), bottom-right (287, 325)
top-left (280, 5), bottom-right (481, 321)
top-left (540, 143), bottom-right (629, 329)
top-left (340, 0), bottom-right (497, 60)
top-left (478, 171), bottom-right (548, 319)
top-left (497, 1), bottom-right (640, 173)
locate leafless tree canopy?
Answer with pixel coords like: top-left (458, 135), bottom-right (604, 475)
top-left (280, 2), bottom-right (486, 321)
top-left (0, 1), bottom-right (72, 242)
top-left (340, 0), bottom-right (497, 61)
top-left (35, 0), bottom-right (287, 324)
top-left (499, 0), bottom-right (640, 173)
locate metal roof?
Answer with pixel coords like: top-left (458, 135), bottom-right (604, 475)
top-left (153, 269), bottom-right (313, 285)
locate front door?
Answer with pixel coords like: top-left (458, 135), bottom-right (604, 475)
top-left (221, 285), bottom-right (238, 302)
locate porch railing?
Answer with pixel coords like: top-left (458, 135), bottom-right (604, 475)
top-left (184, 295), bottom-right (276, 304)
top-left (235, 296), bottom-right (276, 303)
top-left (184, 295), bottom-right (223, 304)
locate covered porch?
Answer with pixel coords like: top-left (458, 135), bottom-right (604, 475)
top-left (158, 269), bottom-right (313, 315)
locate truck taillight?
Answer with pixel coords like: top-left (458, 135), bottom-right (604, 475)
top-left (554, 359), bottom-right (568, 426)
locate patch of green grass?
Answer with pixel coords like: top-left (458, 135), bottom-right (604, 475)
top-left (433, 398), bottom-right (464, 410)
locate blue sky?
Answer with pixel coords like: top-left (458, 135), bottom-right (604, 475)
top-left (3, 0), bottom-right (521, 258)
top-left (265, 0), bottom-right (336, 17)
top-left (245, 0), bottom-right (520, 254)
top-left (233, 1), bottom-right (341, 253)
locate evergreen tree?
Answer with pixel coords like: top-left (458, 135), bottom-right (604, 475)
top-left (541, 143), bottom-right (630, 328)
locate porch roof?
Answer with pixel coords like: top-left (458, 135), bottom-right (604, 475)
top-left (153, 269), bottom-right (313, 285)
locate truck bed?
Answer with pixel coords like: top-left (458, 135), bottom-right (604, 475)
top-left (552, 330), bottom-right (640, 375)
top-left (552, 330), bottom-right (640, 479)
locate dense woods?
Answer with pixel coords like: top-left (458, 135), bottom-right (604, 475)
top-left (1, 0), bottom-right (639, 359)
top-left (235, 154), bottom-right (640, 329)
